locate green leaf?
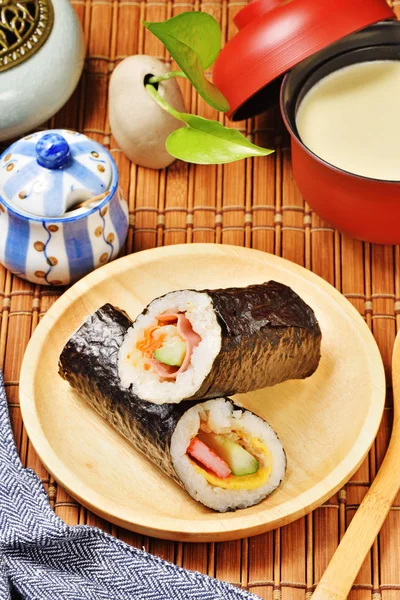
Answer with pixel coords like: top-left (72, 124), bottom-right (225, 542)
top-left (166, 115), bottom-right (274, 164)
top-left (143, 12), bottom-right (229, 112)
top-left (145, 12), bottom-right (220, 70)
top-left (145, 84), bottom-right (272, 164)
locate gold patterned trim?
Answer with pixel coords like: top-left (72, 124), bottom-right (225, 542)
top-left (0, 0), bottom-right (54, 73)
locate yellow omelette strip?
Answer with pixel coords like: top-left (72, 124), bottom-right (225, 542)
top-left (190, 437), bottom-right (272, 491)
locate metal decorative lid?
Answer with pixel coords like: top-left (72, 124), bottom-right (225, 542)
top-left (0, 0), bottom-right (54, 73)
top-left (213, 0), bottom-right (395, 121)
top-left (0, 130), bottom-right (112, 218)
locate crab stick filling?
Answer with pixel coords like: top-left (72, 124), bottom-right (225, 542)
top-left (187, 437), bottom-right (232, 479)
top-left (186, 430), bottom-right (272, 491)
top-left (136, 313), bottom-right (201, 379)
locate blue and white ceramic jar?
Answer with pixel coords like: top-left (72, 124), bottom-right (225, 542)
top-left (0, 130), bottom-right (129, 286)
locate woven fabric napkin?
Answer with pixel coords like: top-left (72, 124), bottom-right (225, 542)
top-left (0, 371), bottom-right (260, 600)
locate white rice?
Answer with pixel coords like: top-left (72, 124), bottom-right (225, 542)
top-left (118, 291), bottom-right (221, 404)
top-left (170, 399), bottom-right (286, 512)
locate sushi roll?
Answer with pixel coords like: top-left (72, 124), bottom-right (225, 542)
top-left (172, 398), bottom-right (286, 511)
top-left (59, 304), bottom-right (286, 511)
top-left (118, 281), bottom-right (322, 404)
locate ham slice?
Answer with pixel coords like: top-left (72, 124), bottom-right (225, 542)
top-left (149, 312), bottom-right (201, 380)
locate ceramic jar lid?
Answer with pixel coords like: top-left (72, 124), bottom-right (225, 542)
top-left (213, 0), bottom-right (395, 120)
top-left (0, 130), bottom-right (112, 218)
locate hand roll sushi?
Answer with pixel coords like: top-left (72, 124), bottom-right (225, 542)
top-left (59, 304), bottom-right (286, 511)
top-left (118, 281), bottom-right (322, 404)
top-left (172, 398), bottom-right (286, 511)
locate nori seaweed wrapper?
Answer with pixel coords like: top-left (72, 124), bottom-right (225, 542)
top-left (137, 281), bottom-right (322, 401)
top-left (58, 304), bottom-right (289, 511)
top-left (59, 280), bottom-right (321, 482)
top-left (58, 304), bottom-right (191, 483)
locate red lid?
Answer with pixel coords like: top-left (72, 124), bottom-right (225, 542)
top-left (213, 0), bottom-right (395, 120)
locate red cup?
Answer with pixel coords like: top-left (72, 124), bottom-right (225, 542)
top-left (280, 21), bottom-right (400, 245)
top-left (213, 0), bottom-right (400, 243)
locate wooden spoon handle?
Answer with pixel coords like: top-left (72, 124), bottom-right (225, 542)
top-left (313, 333), bottom-right (400, 600)
top-left (312, 448), bottom-right (400, 599)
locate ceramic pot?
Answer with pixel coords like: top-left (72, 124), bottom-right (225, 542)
top-left (280, 21), bottom-right (400, 245)
top-left (213, 0), bottom-right (400, 244)
top-left (0, 0), bottom-right (85, 141)
top-left (0, 130), bottom-right (129, 286)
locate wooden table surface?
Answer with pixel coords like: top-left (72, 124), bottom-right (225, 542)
top-left (1, 0), bottom-right (400, 597)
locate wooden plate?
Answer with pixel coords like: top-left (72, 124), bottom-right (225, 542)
top-left (19, 244), bottom-right (385, 542)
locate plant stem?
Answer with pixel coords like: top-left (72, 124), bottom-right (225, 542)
top-left (147, 70), bottom-right (186, 85)
top-left (145, 84), bottom-right (185, 122)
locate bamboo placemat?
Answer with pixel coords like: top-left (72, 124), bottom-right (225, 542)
top-left (1, 1), bottom-right (400, 598)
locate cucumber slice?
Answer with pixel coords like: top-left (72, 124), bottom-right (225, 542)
top-left (153, 337), bottom-right (187, 366)
top-left (198, 433), bottom-right (259, 476)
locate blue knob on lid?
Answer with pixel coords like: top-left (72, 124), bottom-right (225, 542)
top-left (35, 133), bottom-right (71, 169)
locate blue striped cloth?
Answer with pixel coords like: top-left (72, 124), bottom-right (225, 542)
top-left (0, 371), bottom-right (260, 600)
